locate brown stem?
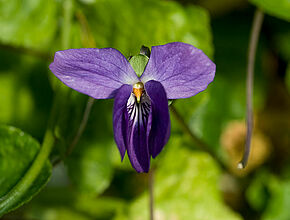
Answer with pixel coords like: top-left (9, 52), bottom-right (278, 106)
top-left (238, 9), bottom-right (264, 169)
top-left (149, 168), bottom-right (154, 220)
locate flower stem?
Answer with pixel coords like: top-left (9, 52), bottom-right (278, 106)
top-left (170, 105), bottom-right (227, 171)
top-left (238, 9), bottom-right (264, 169)
top-left (67, 97), bottom-right (95, 156)
top-left (149, 168), bottom-right (154, 220)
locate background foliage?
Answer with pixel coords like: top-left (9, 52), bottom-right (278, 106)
top-left (0, 0), bottom-right (289, 219)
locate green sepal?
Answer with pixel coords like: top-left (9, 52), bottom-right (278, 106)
top-left (129, 54), bottom-right (149, 77)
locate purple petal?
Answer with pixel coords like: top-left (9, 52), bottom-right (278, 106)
top-left (113, 84), bottom-right (132, 160)
top-left (145, 80), bottom-right (170, 158)
top-left (140, 42), bottom-right (216, 99)
top-left (126, 93), bottom-right (151, 173)
top-left (49, 48), bottom-right (139, 99)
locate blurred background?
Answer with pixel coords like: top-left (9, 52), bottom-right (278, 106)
top-left (0, 0), bottom-right (289, 219)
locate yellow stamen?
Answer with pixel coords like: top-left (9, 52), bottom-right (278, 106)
top-left (133, 82), bottom-right (144, 103)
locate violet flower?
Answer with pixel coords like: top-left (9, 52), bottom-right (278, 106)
top-left (49, 42), bottom-right (215, 173)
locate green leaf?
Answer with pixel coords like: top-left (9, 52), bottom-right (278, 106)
top-left (0, 125), bottom-right (51, 216)
top-left (0, 0), bottom-right (58, 50)
top-left (249, 0), bottom-right (290, 21)
top-left (122, 137), bottom-right (242, 220)
top-left (80, 0), bottom-right (213, 58)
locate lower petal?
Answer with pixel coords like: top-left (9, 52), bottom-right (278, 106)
top-left (126, 93), bottom-right (151, 173)
top-left (145, 80), bottom-right (170, 158)
top-left (127, 119), bottom-right (150, 172)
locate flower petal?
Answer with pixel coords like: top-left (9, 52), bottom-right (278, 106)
top-left (113, 84), bottom-right (132, 160)
top-left (140, 42), bottom-right (216, 99)
top-left (145, 80), bottom-right (170, 158)
top-left (49, 48), bottom-right (139, 99)
top-left (126, 93), bottom-right (151, 172)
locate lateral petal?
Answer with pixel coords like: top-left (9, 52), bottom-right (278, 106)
top-left (141, 42), bottom-right (215, 99)
top-left (145, 80), bottom-right (170, 158)
top-left (49, 48), bottom-right (139, 99)
top-left (113, 84), bottom-right (132, 160)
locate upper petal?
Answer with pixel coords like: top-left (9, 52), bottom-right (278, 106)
top-left (49, 48), bottom-right (139, 99)
top-left (113, 84), bottom-right (132, 160)
top-left (145, 80), bottom-right (170, 158)
top-left (140, 42), bottom-right (216, 99)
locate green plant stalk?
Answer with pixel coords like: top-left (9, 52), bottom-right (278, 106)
top-left (0, 86), bottom-right (61, 215)
top-left (0, 129), bottom-right (55, 215)
top-left (0, 84), bottom-right (63, 215)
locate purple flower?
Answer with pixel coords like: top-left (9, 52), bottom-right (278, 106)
top-left (49, 42), bottom-right (215, 173)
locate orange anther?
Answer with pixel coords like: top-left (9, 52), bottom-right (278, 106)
top-left (133, 82), bottom-right (144, 103)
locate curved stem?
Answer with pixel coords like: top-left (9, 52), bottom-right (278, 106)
top-left (0, 96), bottom-right (58, 214)
top-left (238, 9), bottom-right (264, 169)
top-left (0, 130), bottom-right (54, 214)
top-left (170, 105), bottom-right (227, 171)
top-left (67, 97), bottom-right (95, 156)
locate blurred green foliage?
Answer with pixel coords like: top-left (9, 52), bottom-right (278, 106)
top-left (80, 0), bottom-right (213, 57)
top-left (0, 0), bottom-right (58, 50)
top-left (0, 0), bottom-right (290, 219)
